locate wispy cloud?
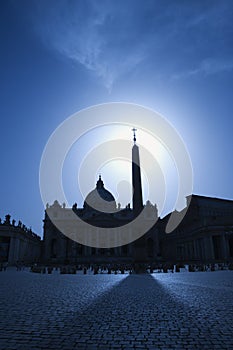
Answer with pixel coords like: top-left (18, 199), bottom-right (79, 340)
top-left (24, 0), bottom-right (233, 90)
top-left (172, 58), bottom-right (233, 80)
top-left (199, 58), bottom-right (233, 75)
top-left (29, 0), bottom-right (147, 91)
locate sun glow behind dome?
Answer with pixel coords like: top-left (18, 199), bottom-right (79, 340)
top-left (62, 123), bottom-right (179, 217)
top-left (40, 102), bottom-right (193, 235)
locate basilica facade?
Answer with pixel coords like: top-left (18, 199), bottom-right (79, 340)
top-left (43, 139), bottom-right (160, 265)
top-left (42, 135), bottom-right (233, 266)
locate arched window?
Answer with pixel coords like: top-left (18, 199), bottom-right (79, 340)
top-left (229, 235), bottom-right (233, 257)
top-left (51, 239), bottom-right (57, 258)
top-left (77, 244), bottom-right (83, 256)
top-left (100, 248), bottom-right (105, 255)
top-left (147, 238), bottom-right (154, 258)
top-left (122, 244), bottom-right (128, 256)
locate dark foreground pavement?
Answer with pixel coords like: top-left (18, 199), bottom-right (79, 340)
top-left (0, 270), bottom-right (233, 349)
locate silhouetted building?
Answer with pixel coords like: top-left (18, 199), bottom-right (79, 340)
top-left (43, 174), bottom-right (159, 264)
top-left (0, 215), bottom-right (41, 265)
top-left (42, 130), bottom-right (159, 265)
top-left (160, 195), bottom-right (233, 264)
top-left (42, 132), bottom-right (233, 266)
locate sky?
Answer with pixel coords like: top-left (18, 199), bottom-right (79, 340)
top-left (0, 0), bottom-right (233, 237)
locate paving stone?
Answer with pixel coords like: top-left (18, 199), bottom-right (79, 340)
top-left (0, 270), bottom-right (233, 349)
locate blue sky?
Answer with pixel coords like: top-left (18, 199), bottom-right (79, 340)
top-left (1, 0), bottom-right (233, 236)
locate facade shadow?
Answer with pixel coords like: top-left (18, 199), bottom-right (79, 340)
top-left (50, 274), bottom-right (232, 349)
top-left (2, 273), bottom-right (232, 350)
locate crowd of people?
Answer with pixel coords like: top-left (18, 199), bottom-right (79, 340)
top-left (28, 261), bottom-right (233, 274)
top-left (1, 261), bottom-right (233, 274)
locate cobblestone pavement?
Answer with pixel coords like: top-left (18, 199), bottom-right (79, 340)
top-left (0, 269), bottom-right (233, 350)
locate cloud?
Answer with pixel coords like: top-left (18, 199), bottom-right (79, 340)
top-left (172, 58), bottom-right (233, 80)
top-left (29, 0), bottom-right (148, 91)
top-left (200, 58), bottom-right (233, 75)
top-left (23, 0), bottom-right (233, 90)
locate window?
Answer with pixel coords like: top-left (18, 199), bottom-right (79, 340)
top-left (147, 238), bottom-right (154, 258)
top-left (51, 239), bottom-right (57, 258)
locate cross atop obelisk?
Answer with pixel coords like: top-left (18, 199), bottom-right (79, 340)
top-left (132, 128), bottom-right (137, 144)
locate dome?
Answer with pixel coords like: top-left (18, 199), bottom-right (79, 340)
top-left (83, 176), bottom-right (116, 213)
